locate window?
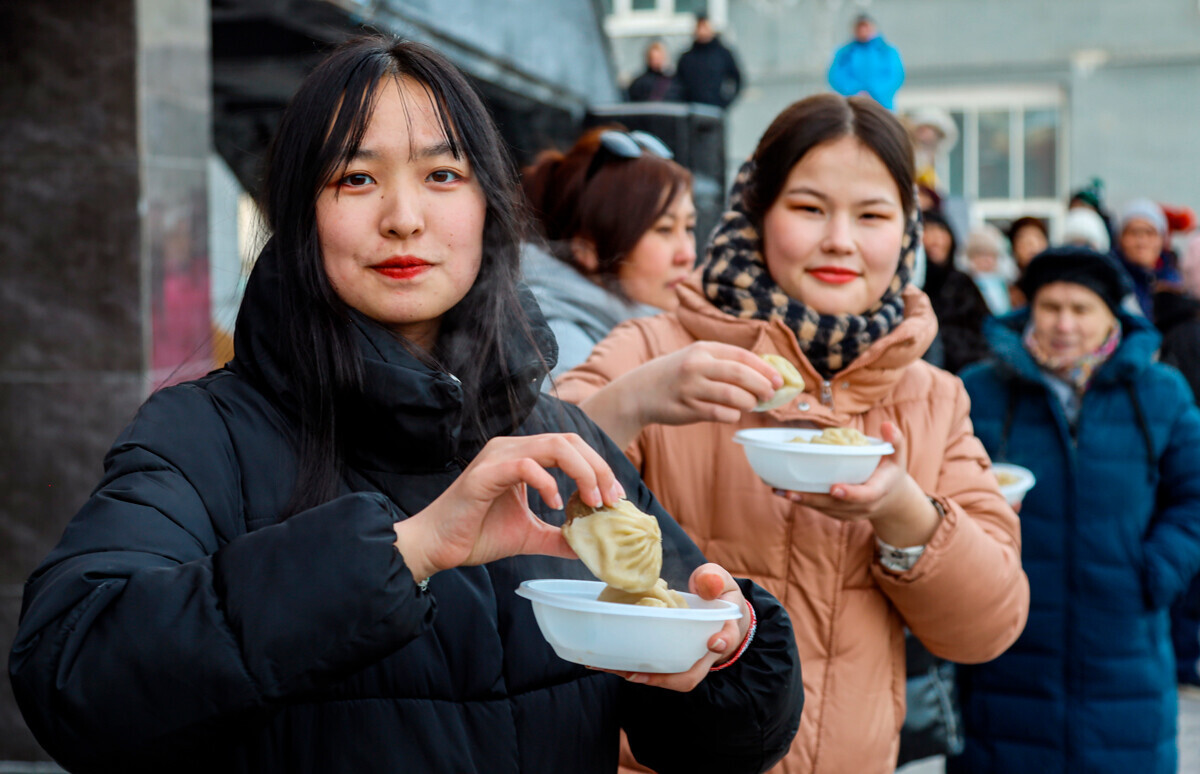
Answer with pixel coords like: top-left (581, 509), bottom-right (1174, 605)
top-left (604, 0), bottom-right (728, 37)
top-left (898, 85), bottom-right (1067, 237)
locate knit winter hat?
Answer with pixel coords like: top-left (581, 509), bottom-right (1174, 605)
top-left (1018, 246), bottom-right (1132, 314)
top-left (1062, 207), bottom-right (1111, 253)
top-left (1118, 197), bottom-right (1167, 237)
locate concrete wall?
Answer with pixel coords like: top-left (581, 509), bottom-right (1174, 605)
top-left (0, 0), bottom-right (210, 764)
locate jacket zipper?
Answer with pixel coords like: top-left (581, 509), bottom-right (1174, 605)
top-left (820, 379), bottom-right (834, 407)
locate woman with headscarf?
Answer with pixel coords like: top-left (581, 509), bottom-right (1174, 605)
top-left (555, 93), bottom-right (1029, 773)
top-left (953, 247), bottom-right (1200, 774)
top-left (921, 208), bottom-right (992, 373)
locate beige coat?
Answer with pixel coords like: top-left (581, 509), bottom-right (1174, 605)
top-left (555, 283), bottom-right (1030, 774)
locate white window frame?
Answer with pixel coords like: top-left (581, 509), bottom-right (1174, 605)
top-left (604, 0), bottom-right (728, 37)
top-left (897, 85), bottom-right (1069, 238)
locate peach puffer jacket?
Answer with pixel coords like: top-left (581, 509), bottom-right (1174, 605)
top-left (555, 282), bottom-right (1030, 774)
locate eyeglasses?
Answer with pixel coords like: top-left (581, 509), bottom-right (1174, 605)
top-left (584, 130), bottom-right (675, 181)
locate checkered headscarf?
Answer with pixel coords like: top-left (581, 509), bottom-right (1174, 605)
top-left (701, 159), bottom-right (920, 378)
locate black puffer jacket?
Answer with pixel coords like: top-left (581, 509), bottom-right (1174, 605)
top-left (9, 247), bottom-right (803, 774)
top-left (675, 37), bottom-right (742, 108)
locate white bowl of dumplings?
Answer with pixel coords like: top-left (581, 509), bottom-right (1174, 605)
top-left (517, 493), bottom-right (742, 673)
top-left (517, 579), bottom-right (742, 673)
top-left (992, 462), bottom-right (1036, 507)
top-left (733, 427), bottom-right (893, 494)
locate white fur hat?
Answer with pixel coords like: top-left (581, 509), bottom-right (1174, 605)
top-left (1062, 207), bottom-right (1111, 253)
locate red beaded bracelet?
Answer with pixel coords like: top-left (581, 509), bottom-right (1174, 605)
top-left (709, 600), bottom-right (757, 672)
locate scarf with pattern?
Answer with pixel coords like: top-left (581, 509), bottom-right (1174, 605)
top-left (1023, 318), bottom-right (1122, 394)
top-left (701, 159), bottom-right (920, 378)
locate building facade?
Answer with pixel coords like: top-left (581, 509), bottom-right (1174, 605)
top-left (605, 0), bottom-right (1200, 240)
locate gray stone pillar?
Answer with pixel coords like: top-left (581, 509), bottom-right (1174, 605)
top-left (0, 0), bottom-right (210, 762)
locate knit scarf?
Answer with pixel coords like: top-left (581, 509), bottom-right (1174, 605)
top-left (701, 160), bottom-right (920, 378)
top-left (1023, 319), bottom-right (1122, 393)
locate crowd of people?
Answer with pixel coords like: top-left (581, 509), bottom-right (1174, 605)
top-left (8, 14), bottom-right (1200, 774)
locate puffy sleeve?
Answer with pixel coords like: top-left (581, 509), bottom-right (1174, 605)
top-left (872, 377), bottom-right (1030, 664)
top-left (552, 318), bottom-right (659, 404)
top-left (826, 44), bottom-right (859, 97)
top-left (8, 384), bottom-right (435, 771)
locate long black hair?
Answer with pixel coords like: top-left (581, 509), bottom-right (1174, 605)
top-left (260, 35), bottom-right (539, 515)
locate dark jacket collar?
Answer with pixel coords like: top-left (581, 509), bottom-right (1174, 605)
top-left (230, 240), bottom-right (556, 471)
top-left (985, 307), bottom-right (1161, 388)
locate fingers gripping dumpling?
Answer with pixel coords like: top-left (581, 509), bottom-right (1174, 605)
top-left (563, 492), bottom-right (662, 593)
top-left (754, 354), bottom-right (805, 412)
top-left (598, 578), bottom-right (687, 608)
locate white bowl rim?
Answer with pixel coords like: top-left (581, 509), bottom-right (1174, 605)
top-left (516, 579), bottom-right (742, 621)
top-left (992, 462), bottom-right (1036, 485)
top-left (733, 427), bottom-right (895, 456)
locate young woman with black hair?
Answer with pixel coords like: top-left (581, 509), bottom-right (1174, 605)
top-left (9, 36), bottom-right (802, 774)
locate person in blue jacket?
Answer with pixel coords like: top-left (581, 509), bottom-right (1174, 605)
top-left (827, 13), bottom-right (905, 110)
top-left (950, 246), bottom-right (1200, 774)
top-left (7, 36), bottom-right (803, 774)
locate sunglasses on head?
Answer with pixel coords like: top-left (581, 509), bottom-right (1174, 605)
top-left (584, 130), bottom-right (675, 181)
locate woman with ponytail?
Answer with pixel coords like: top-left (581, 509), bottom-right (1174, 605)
top-left (556, 93), bottom-right (1029, 773)
top-left (521, 127), bottom-right (696, 380)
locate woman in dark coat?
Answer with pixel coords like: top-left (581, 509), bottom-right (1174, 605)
top-left (920, 208), bottom-right (991, 373)
top-left (8, 36), bottom-right (803, 774)
top-left (952, 247), bottom-right (1200, 773)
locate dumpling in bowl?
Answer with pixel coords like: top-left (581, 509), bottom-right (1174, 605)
top-left (754, 354), bottom-right (806, 412)
top-left (562, 492), bottom-right (662, 593)
top-left (598, 578), bottom-right (687, 608)
top-left (805, 426), bottom-right (871, 446)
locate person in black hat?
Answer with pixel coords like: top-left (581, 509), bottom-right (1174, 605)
top-left (951, 244), bottom-right (1200, 774)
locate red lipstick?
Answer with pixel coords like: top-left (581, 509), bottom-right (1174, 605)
top-left (808, 266), bottom-right (860, 285)
top-left (373, 256), bottom-right (432, 280)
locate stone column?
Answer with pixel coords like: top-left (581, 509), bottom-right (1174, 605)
top-left (0, 0), bottom-right (210, 761)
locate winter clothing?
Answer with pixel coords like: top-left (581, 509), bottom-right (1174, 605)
top-left (1119, 197), bottom-right (1168, 238)
top-left (1062, 207), bottom-right (1111, 253)
top-left (627, 67), bottom-right (680, 102)
top-left (952, 309), bottom-right (1200, 774)
top-left (9, 243), bottom-right (804, 774)
top-left (1158, 291), bottom-right (1200, 400)
top-left (922, 210), bottom-right (991, 375)
top-left (923, 262), bottom-right (992, 374)
top-left (1116, 249), bottom-right (1182, 321)
top-left (702, 160), bottom-right (917, 378)
top-left (1017, 246), bottom-right (1133, 316)
top-left (827, 34), bottom-right (905, 109)
top-left (521, 242), bottom-right (660, 382)
top-left (555, 281), bottom-right (1030, 774)
top-left (675, 36), bottom-right (742, 109)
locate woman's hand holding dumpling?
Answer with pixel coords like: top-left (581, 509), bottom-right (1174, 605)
top-left (392, 433), bottom-right (626, 583)
top-left (581, 341), bottom-right (783, 448)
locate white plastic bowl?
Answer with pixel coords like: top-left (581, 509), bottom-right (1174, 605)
top-left (516, 579), bottom-right (742, 673)
top-left (733, 427), bottom-right (893, 493)
top-left (992, 463), bottom-right (1036, 506)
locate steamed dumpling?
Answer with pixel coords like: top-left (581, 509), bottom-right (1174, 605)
top-left (754, 354), bottom-right (805, 412)
top-left (562, 492), bottom-right (662, 593)
top-left (598, 578), bottom-right (687, 608)
top-left (806, 426), bottom-right (871, 446)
